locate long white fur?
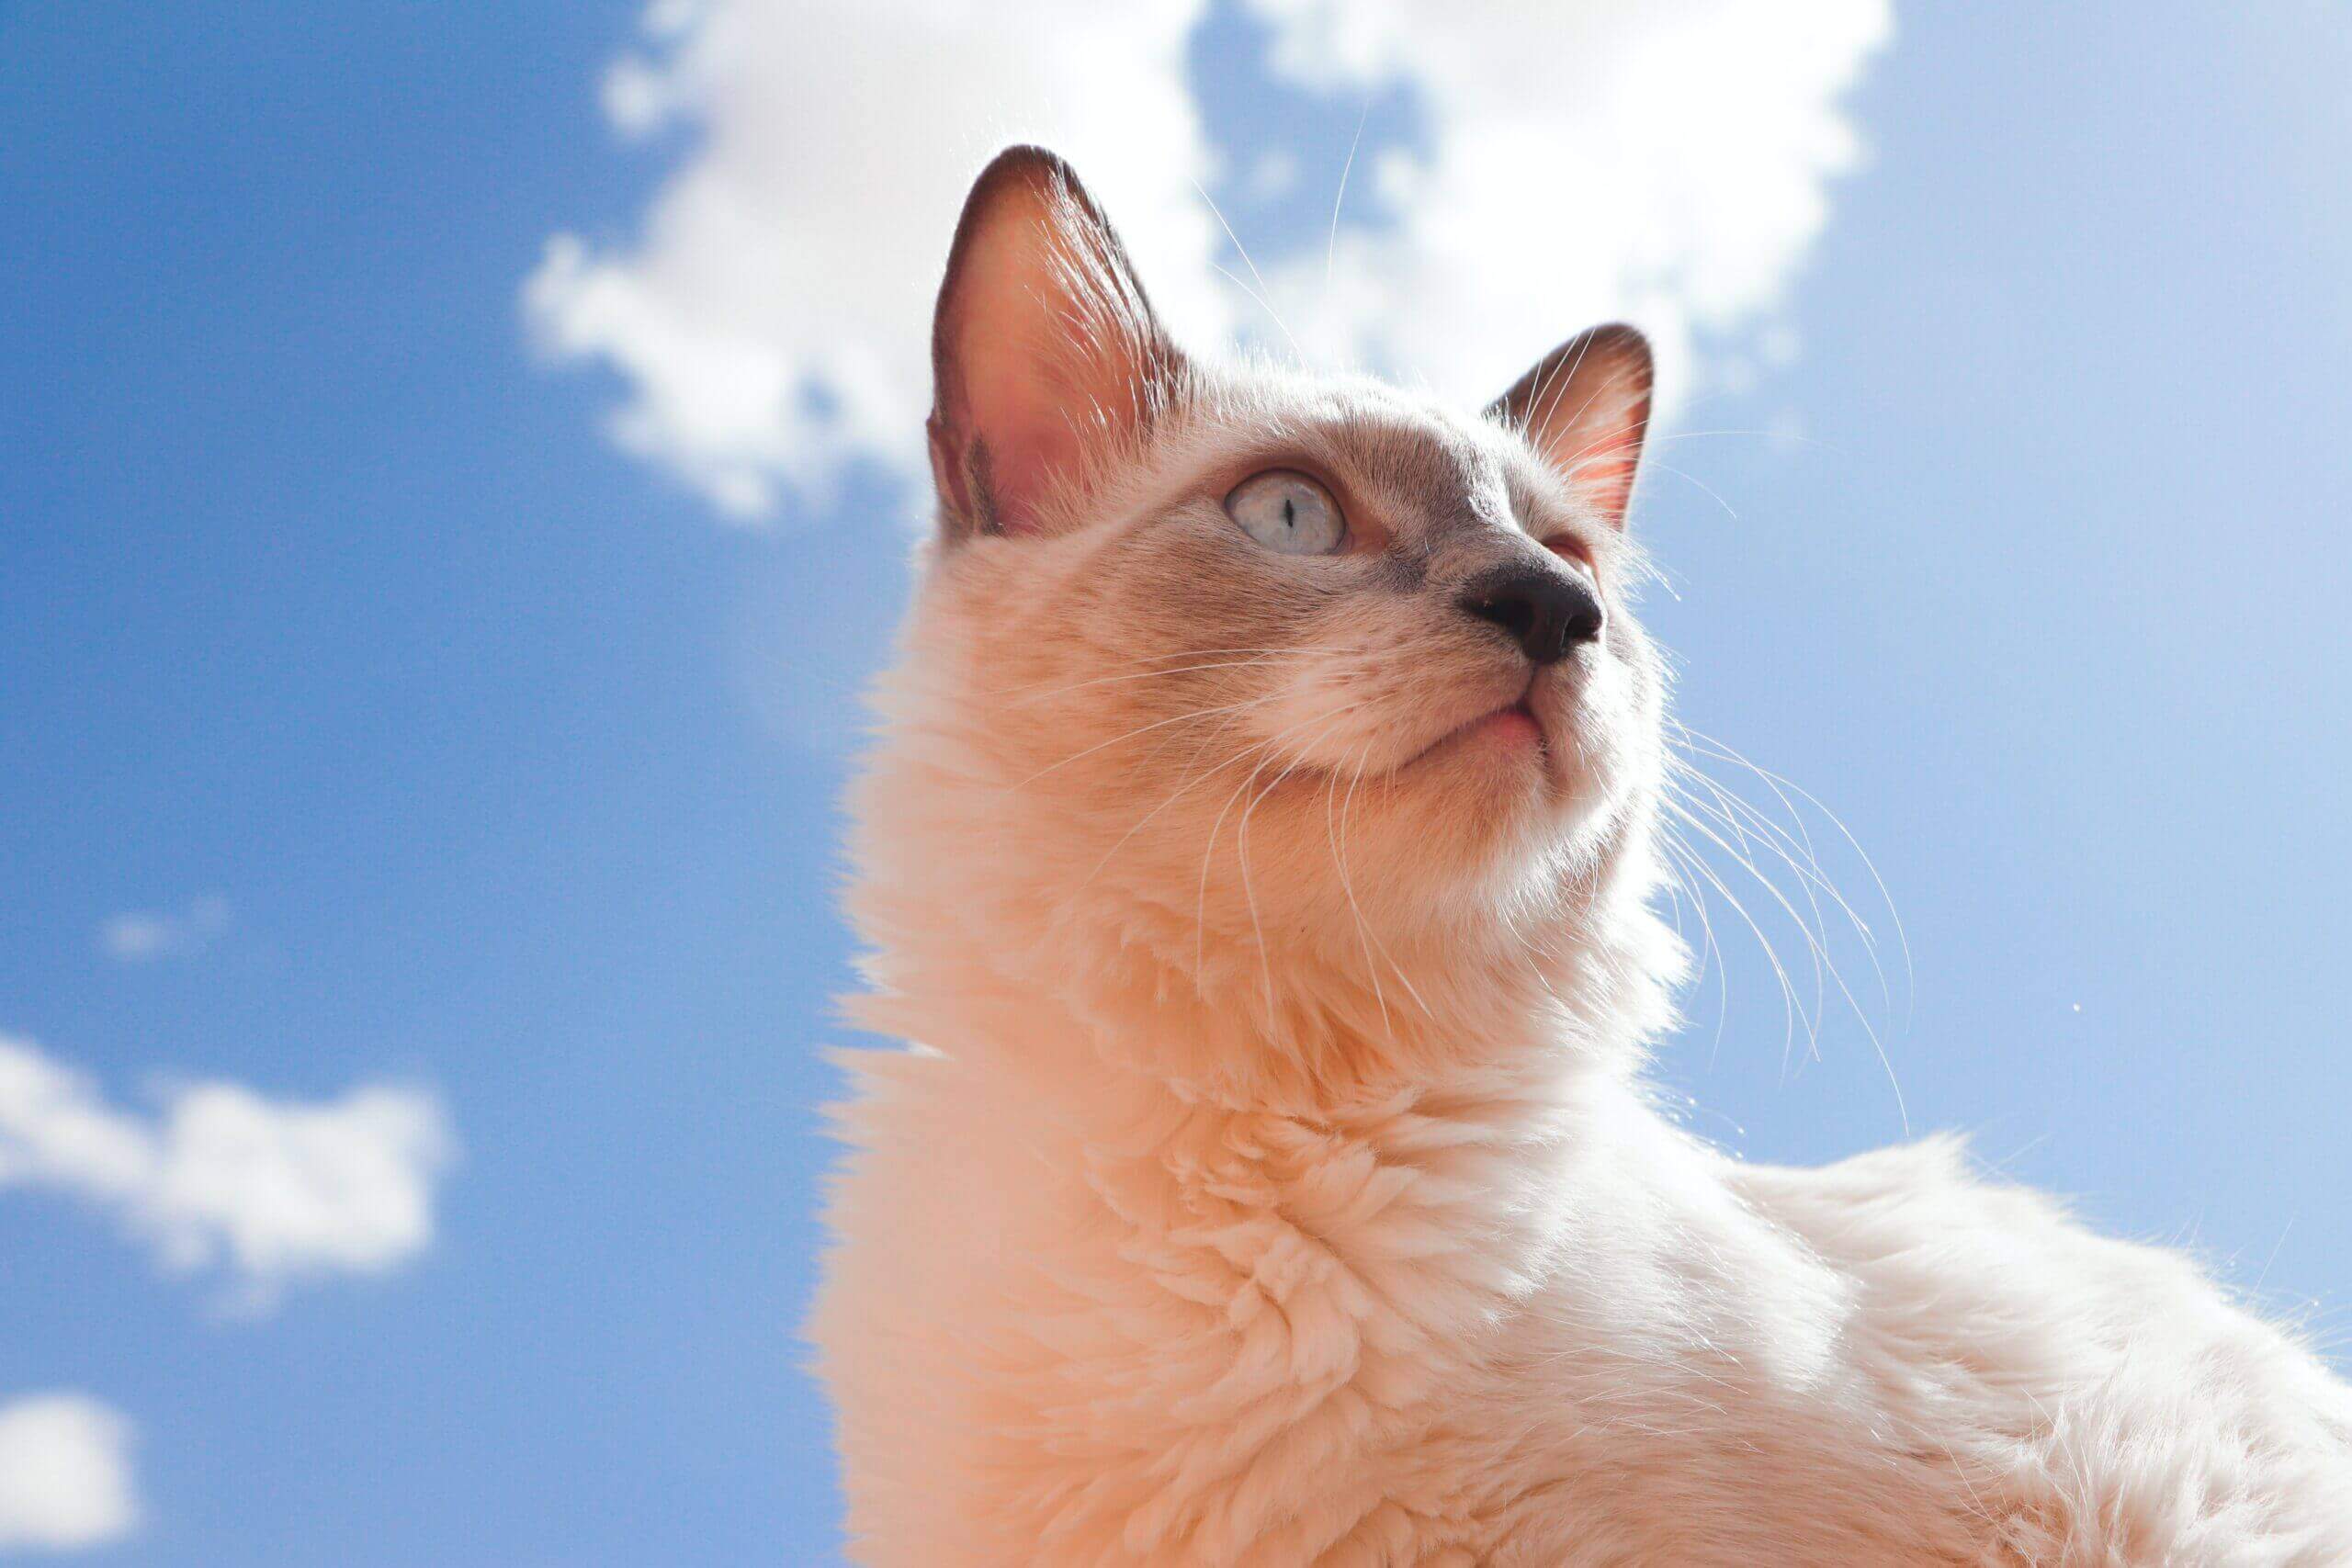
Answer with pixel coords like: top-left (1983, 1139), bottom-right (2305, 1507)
top-left (810, 166), bottom-right (2352, 1566)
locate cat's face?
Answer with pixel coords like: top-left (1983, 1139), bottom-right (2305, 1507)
top-left (901, 149), bottom-right (1665, 952)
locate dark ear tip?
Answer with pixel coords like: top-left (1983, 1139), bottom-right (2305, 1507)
top-left (1487, 320), bottom-right (1657, 428)
top-left (940, 145), bottom-right (1099, 293)
top-left (1585, 322), bottom-right (1655, 388)
top-left (976, 143), bottom-right (1074, 182)
top-left (962, 145), bottom-right (1078, 218)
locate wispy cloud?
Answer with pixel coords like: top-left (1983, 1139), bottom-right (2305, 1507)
top-left (97, 895), bottom-right (232, 964)
top-left (529, 0), bottom-right (1889, 524)
top-left (0, 1395), bottom-right (139, 1552)
top-left (0, 1034), bottom-right (456, 1311)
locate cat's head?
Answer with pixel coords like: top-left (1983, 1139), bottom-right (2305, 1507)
top-left (863, 148), bottom-right (1672, 1060)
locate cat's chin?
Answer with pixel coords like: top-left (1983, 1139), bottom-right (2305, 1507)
top-left (1405, 709), bottom-right (1551, 812)
top-left (1410, 714), bottom-right (1644, 908)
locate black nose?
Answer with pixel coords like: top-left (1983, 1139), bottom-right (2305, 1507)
top-left (1456, 562), bottom-right (1605, 664)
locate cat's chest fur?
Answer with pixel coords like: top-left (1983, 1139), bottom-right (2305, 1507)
top-left (818, 1011), bottom-right (2352, 1568)
top-left (812, 1043), bottom-right (2010, 1566)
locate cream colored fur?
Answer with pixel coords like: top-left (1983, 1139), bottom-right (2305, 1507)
top-left (808, 151), bottom-right (2352, 1565)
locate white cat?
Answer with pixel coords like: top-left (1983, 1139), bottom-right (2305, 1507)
top-left (808, 147), bottom-right (2352, 1565)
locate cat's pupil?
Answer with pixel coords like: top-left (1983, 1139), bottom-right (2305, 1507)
top-left (1283, 497), bottom-right (1295, 530)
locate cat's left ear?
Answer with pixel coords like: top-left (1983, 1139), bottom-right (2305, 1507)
top-left (926, 147), bottom-right (1183, 541)
top-left (1490, 323), bottom-right (1654, 530)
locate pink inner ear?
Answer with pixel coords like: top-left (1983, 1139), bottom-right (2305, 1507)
top-left (1497, 326), bottom-right (1655, 532)
top-left (1532, 365), bottom-right (1648, 529)
top-left (960, 317), bottom-right (1091, 536)
top-left (1561, 407), bottom-right (1644, 525)
top-left (981, 433), bottom-right (1071, 537)
top-left (929, 151), bottom-right (1168, 540)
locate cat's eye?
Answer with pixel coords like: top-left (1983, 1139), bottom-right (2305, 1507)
top-left (1224, 469), bottom-right (1346, 556)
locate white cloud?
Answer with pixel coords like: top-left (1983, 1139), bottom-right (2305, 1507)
top-left (525, 0), bottom-right (1235, 520)
top-left (530, 0), bottom-right (1889, 521)
top-left (1242, 148), bottom-right (1302, 204)
top-left (0, 1395), bottom-right (138, 1552)
top-left (98, 895), bottom-right (231, 963)
top-left (1245, 0), bottom-right (1894, 409)
top-left (0, 1034), bottom-right (455, 1310)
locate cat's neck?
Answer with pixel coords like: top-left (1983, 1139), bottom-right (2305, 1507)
top-left (833, 715), bottom-right (1727, 1555)
top-left (835, 742), bottom-right (1722, 1557)
top-left (845, 724), bottom-right (1681, 1122)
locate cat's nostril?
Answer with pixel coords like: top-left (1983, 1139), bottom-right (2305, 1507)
top-left (1457, 565), bottom-right (1605, 666)
top-left (1466, 591), bottom-right (1539, 649)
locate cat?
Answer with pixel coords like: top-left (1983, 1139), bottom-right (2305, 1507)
top-left (808, 146), bottom-right (2352, 1565)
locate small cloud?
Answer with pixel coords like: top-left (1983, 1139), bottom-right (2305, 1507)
top-left (0, 1394), bottom-right (139, 1552)
top-left (97, 896), bottom-right (232, 964)
top-left (0, 1033), bottom-right (456, 1311)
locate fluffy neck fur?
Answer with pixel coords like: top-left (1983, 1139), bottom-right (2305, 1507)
top-left (823, 627), bottom-right (1741, 1562)
top-left (845, 619), bottom-right (1687, 1116)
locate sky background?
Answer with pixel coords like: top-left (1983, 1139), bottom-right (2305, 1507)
top-left (4, 3), bottom-right (2350, 1562)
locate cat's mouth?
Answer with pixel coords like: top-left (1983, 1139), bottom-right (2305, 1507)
top-left (1407, 690), bottom-right (1548, 771)
top-left (1464, 699), bottom-right (1544, 747)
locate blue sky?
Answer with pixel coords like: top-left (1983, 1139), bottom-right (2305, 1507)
top-left (3, 4), bottom-right (2348, 1562)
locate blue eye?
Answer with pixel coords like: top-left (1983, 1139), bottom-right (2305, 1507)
top-left (1224, 469), bottom-right (1346, 555)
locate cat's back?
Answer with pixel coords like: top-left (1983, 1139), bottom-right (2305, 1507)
top-left (1726, 1136), bottom-right (2352, 1563)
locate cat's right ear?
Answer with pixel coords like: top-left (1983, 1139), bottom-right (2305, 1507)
top-left (926, 147), bottom-right (1182, 542)
top-left (1490, 323), bottom-right (1654, 532)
